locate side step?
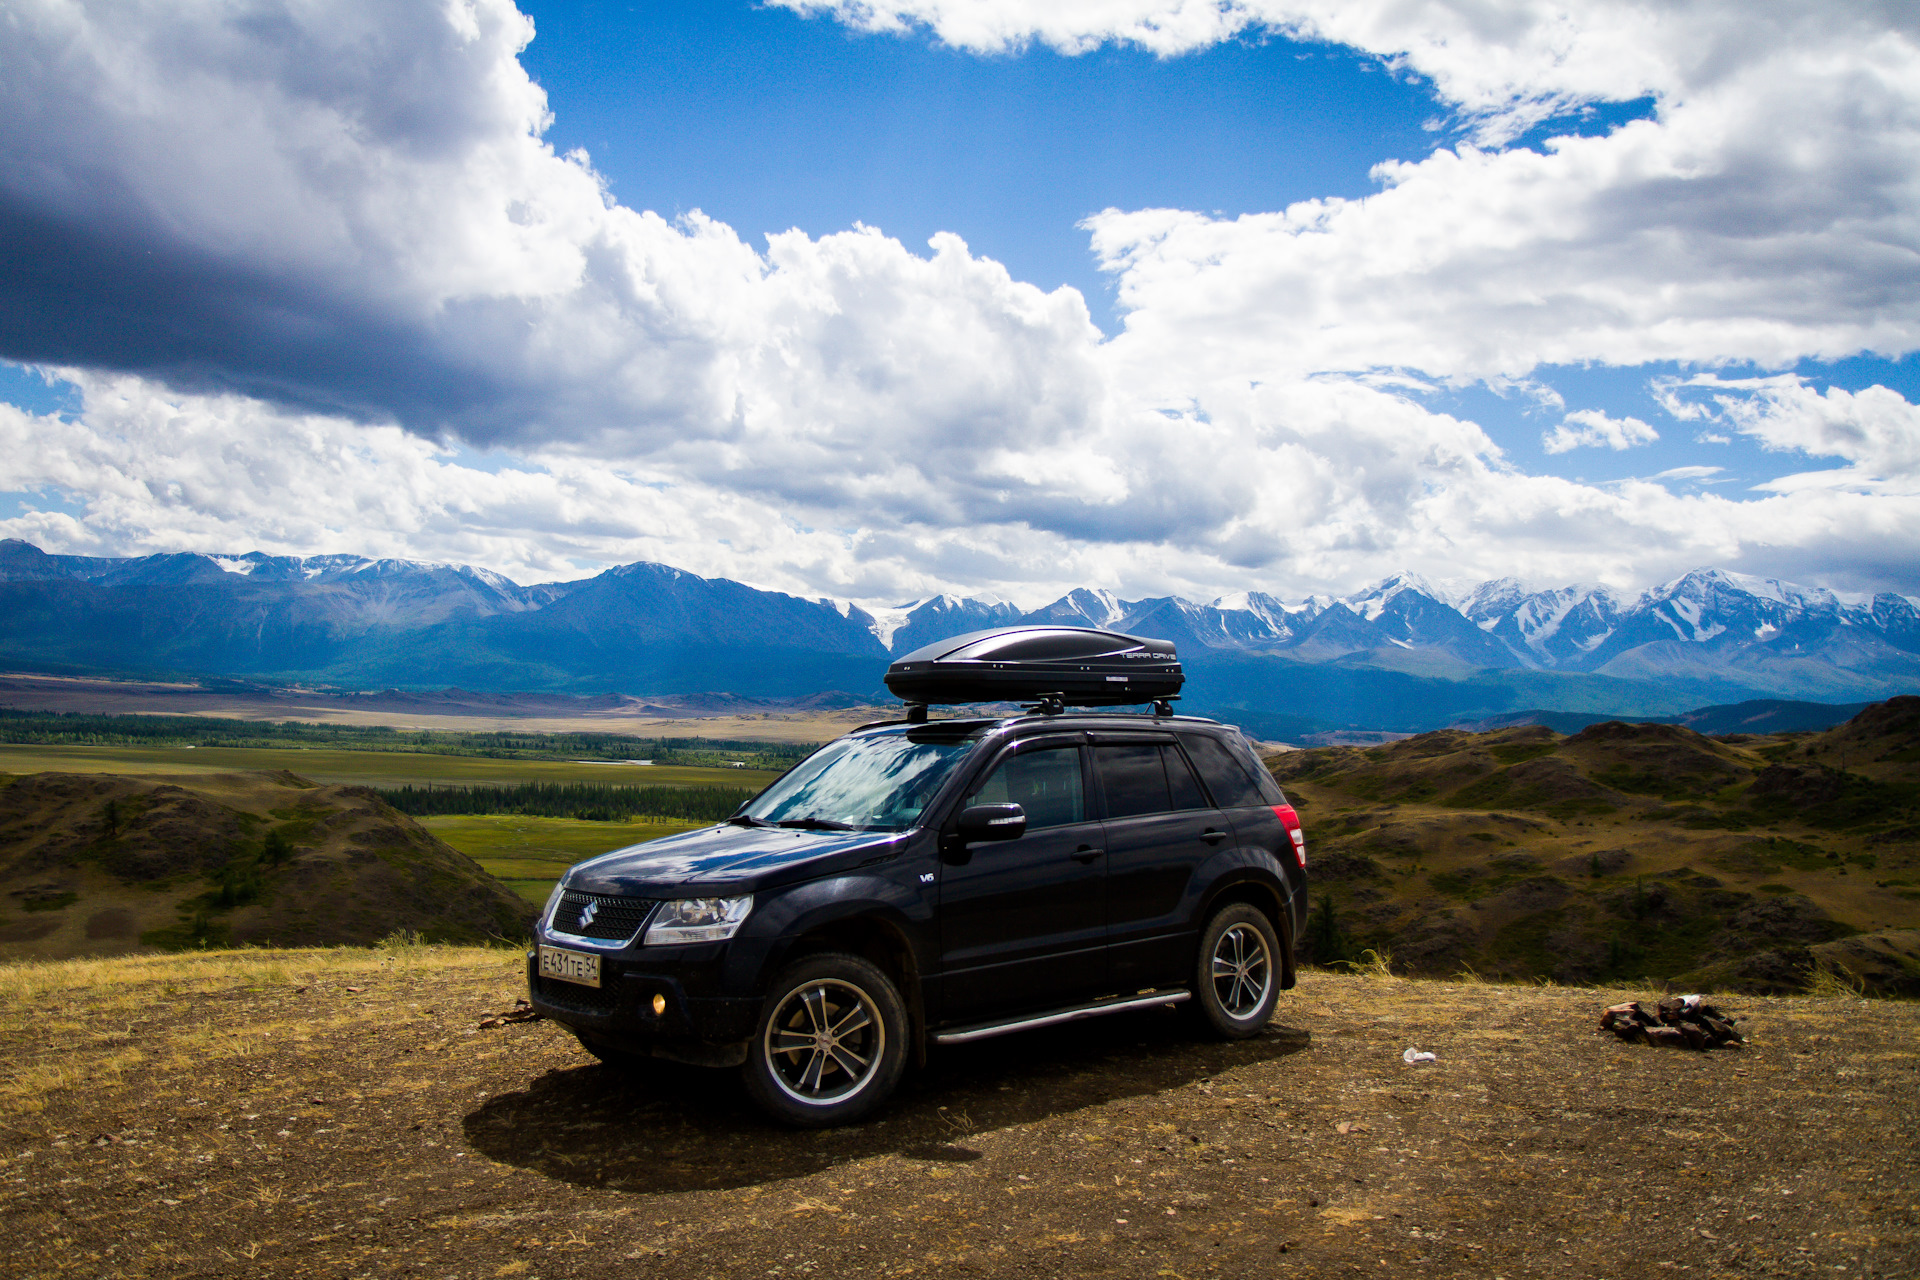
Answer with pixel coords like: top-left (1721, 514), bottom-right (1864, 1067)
top-left (933, 989), bottom-right (1190, 1046)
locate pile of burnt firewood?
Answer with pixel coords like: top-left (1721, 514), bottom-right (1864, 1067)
top-left (1599, 995), bottom-right (1744, 1049)
top-left (477, 997), bottom-right (543, 1030)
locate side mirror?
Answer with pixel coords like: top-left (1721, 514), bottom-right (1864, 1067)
top-left (956, 803), bottom-right (1027, 843)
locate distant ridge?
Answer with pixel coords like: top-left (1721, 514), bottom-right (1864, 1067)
top-left (1, 539), bottom-right (1915, 731)
top-left (1464, 699), bottom-right (1879, 737)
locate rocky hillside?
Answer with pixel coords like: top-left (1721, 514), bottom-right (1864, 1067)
top-left (0, 770), bottom-right (533, 958)
top-left (1269, 696), bottom-right (1920, 993)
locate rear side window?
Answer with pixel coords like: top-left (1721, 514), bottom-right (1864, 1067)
top-left (1225, 733), bottom-right (1289, 805)
top-left (1093, 743), bottom-right (1171, 818)
top-left (1162, 743), bottom-right (1209, 811)
top-left (967, 745), bottom-right (1086, 829)
top-left (1183, 734), bottom-right (1279, 808)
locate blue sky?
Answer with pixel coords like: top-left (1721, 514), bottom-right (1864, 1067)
top-left (514, 0), bottom-right (1443, 318)
top-left (1, 0), bottom-right (1916, 603)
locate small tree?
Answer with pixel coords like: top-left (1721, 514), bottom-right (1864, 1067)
top-left (103, 799), bottom-right (120, 837)
top-left (1306, 895), bottom-right (1350, 966)
top-left (213, 860), bottom-right (263, 908)
top-left (261, 829), bottom-right (293, 865)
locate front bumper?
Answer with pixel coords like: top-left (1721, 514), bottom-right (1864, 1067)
top-left (526, 949), bottom-right (761, 1046)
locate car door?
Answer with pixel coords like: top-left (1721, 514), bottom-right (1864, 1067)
top-left (936, 738), bottom-right (1106, 1021)
top-left (1181, 729), bottom-right (1293, 864)
top-left (1093, 735), bottom-right (1233, 990)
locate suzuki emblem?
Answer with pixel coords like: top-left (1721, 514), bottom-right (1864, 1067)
top-left (578, 900), bottom-right (599, 928)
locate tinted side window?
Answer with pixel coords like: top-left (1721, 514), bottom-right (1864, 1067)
top-left (1094, 743), bottom-right (1172, 818)
top-left (1183, 734), bottom-right (1270, 808)
top-left (1226, 734), bottom-right (1290, 805)
top-left (1162, 743), bottom-right (1209, 811)
top-left (967, 745), bottom-right (1086, 829)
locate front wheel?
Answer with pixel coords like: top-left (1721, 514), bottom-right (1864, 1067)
top-left (1192, 903), bottom-right (1280, 1038)
top-left (741, 953), bottom-right (908, 1127)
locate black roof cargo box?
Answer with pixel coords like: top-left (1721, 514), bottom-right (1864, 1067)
top-left (884, 626), bottom-right (1183, 707)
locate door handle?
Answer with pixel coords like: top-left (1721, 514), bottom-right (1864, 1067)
top-left (1200, 828), bottom-right (1228, 845)
top-left (1070, 845), bottom-right (1102, 863)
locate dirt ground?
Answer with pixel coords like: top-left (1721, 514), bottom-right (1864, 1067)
top-left (1, 948), bottom-right (1915, 1279)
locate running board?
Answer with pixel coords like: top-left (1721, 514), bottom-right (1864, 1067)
top-left (933, 989), bottom-right (1191, 1046)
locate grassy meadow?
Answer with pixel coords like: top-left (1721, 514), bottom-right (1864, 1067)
top-left (0, 742), bottom-right (782, 789)
top-left (418, 814), bottom-right (706, 903)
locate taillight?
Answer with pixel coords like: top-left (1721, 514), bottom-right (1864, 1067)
top-left (1273, 804), bottom-right (1306, 869)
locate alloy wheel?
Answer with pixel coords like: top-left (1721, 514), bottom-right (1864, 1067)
top-left (1210, 922), bottom-right (1273, 1018)
top-left (763, 977), bottom-right (886, 1106)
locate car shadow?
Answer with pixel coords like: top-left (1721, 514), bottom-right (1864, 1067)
top-left (462, 1007), bottom-right (1311, 1195)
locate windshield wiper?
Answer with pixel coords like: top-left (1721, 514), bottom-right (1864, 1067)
top-left (776, 817), bottom-right (857, 831)
top-left (725, 813), bottom-right (768, 827)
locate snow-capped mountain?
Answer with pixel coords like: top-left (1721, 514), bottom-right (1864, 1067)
top-left (944, 567), bottom-right (1920, 699)
top-left (1475, 583), bottom-right (1628, 668)
top-left (865, 595), bottom-right (1021, 655)
top-left (1017, 587), bottom-right (1132, 630)
top-left (0, 539), bottom-right (566, 625)
top-left (1, 538), bottom-right (1915, 704)
top-left (1208, 590), bottom-right (1302, 644)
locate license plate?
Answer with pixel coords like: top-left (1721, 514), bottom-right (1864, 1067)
top-left (538, 944), bottom-right (601, 988)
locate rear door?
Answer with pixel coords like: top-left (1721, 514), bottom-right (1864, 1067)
top-left (1183, 730), bottom-right (1291, 862)
top-left (936, 737), bottom-right (1106, 1020)
top-left (1093, 734), bottom-right (1232, 990)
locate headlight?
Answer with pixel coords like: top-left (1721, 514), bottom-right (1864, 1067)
top-left (540, 881), bottom-right (567, 927)
top-left (643, 896), bottom-right (753, 946)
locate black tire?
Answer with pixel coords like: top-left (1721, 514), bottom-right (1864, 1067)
top-left (1191, 903), bottom-right (1281, 1038)
top-left (741, 952), bottom-right (908, 1128)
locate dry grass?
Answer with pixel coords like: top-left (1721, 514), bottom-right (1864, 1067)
top-left (3, 953), bottom-right (1917, 1278)
top-left (1801, 958), bottom-right (1869, 999)
top-left (1328, 947), bottom-right (1397, 979)
top-left (0, 944), bottom-right (522, 1117)
top-left (0, 942), bottom-right (511, 1009)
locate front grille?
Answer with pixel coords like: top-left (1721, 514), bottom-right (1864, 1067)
top-left (533, 975), bottom-right (623, 1015)
top-left (550, 891), bottom-right (654, 943)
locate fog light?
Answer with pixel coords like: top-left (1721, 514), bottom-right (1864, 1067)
top-left (652, 993), bottom-right (667, 1016)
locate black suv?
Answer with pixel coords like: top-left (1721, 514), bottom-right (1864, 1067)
top-left (526, 707), bottom-right (1308, 1126)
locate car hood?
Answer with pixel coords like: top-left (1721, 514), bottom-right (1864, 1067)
top-left (562, 822), bottom-right (912, 896)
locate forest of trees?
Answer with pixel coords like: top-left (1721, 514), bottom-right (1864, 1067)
top-left (374, 781), bottom-right (756, 822)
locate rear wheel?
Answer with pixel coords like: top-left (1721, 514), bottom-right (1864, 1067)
top-left (741, 953), bottom-right (908, 1127)
top-left (1191, 903), bottom-right (1280, 1038)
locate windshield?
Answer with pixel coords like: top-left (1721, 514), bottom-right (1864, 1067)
top-left (742, 730), bottom-right (978, 832)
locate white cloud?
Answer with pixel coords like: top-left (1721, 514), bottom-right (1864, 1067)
top-left (1542, 409), bottom-right (1659, 454)
top-left (776, 2), bottom-right (1919, 143)
top-left (1089, 82), bottom-right (1920, 383)
top-left (796, 2), bottom-right (1920, 379)
top-left (9, 365), bottom-right (1920, 605)
top-left (1703, 376), bottom-right (1920, 492)
top-left (0, 1), bottom-right (1130, 516)
top-left (2, 0), bottom-right (1919, 604)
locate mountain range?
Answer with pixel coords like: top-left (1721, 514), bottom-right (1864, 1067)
top-left (2, 538), bottom-right (1916, 734)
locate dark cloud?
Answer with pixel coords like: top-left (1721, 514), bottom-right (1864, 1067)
top-left (0, 190), bottom-right (507, 426)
